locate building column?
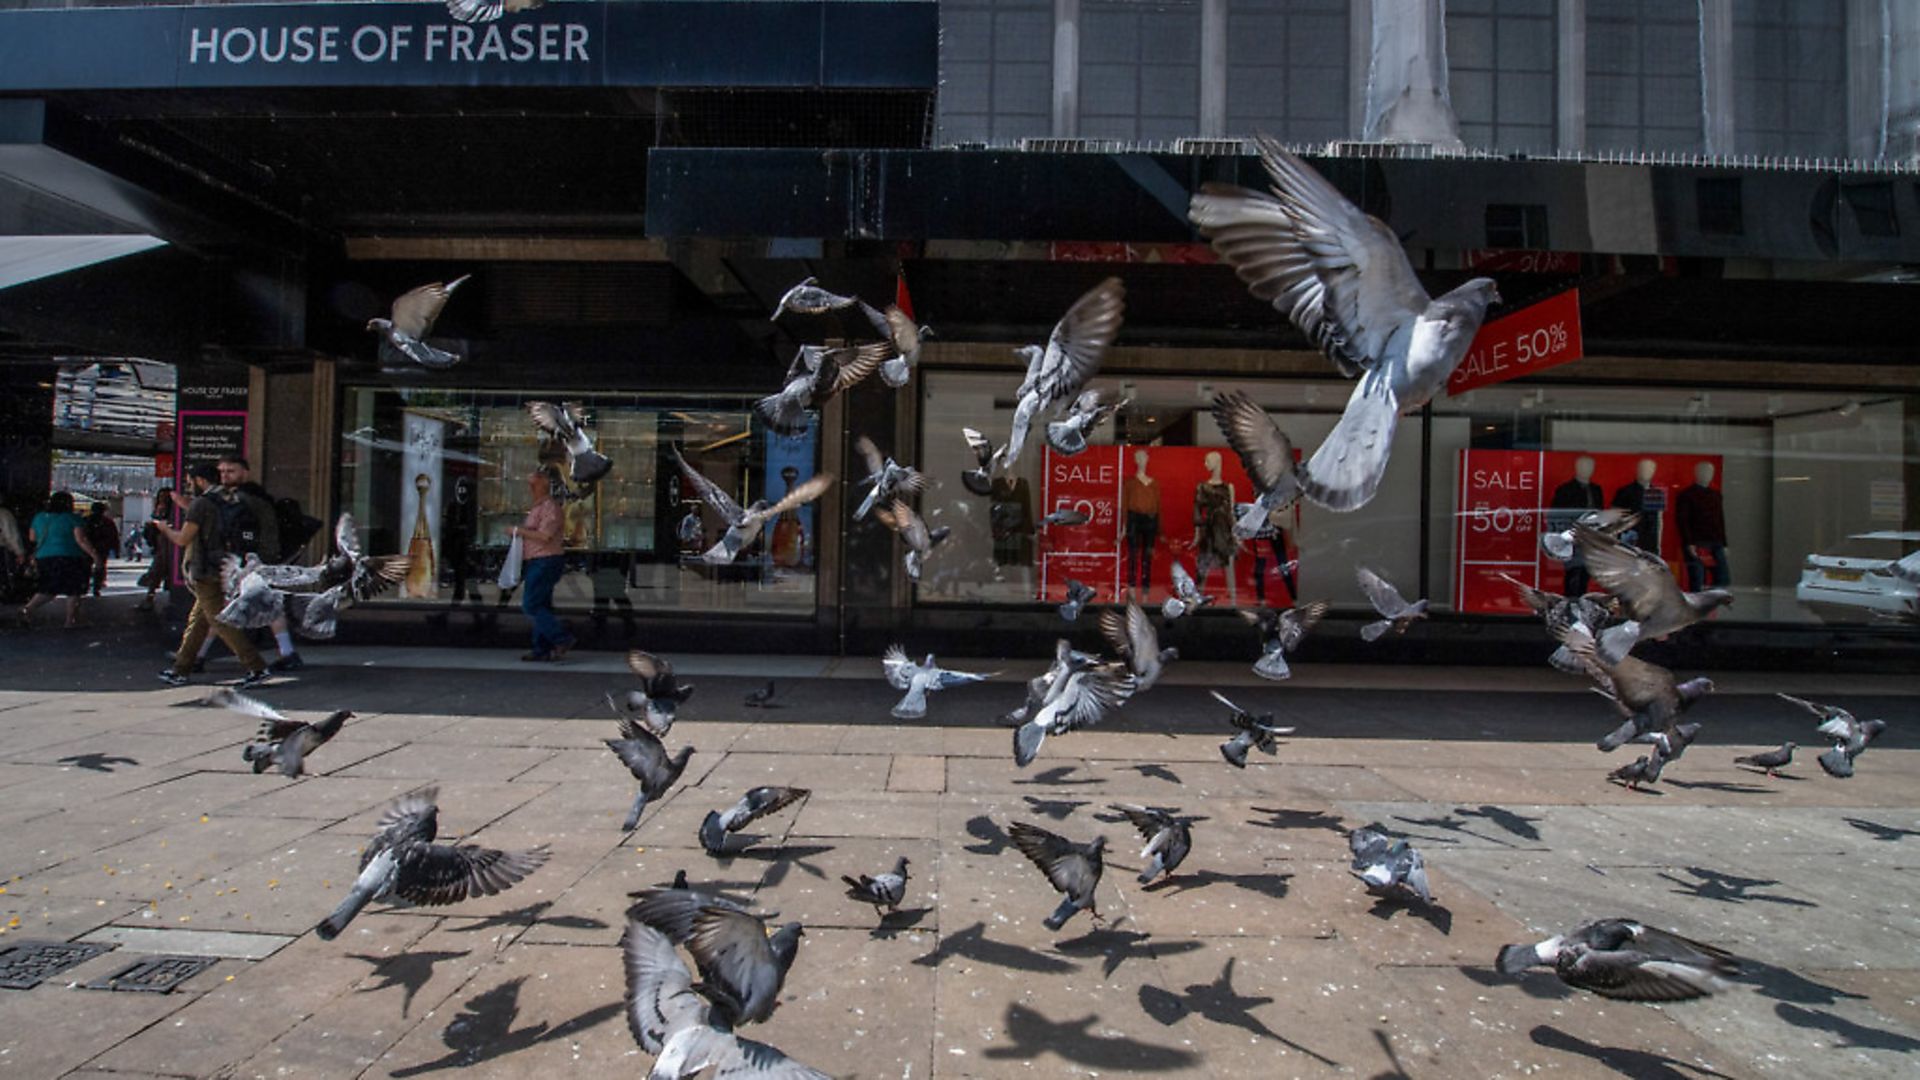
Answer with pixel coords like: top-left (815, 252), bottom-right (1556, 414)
top-left (1200, 0), bottom-right (1227, 138)
top-left (1361, 0), bottom-right (1464, 148)
top-left (1052, 0), bottom-right (1080, 138)
top-left (1698, 0), bottom-right (1735, 155)
top-left (1887, 0), bottom-right (1920, 162)
top-left (1846, 0), bottom-right (1886, 160)
top-left (1348, 0), bottom-right (1373, 139)
top-left (305, 358), bottom-right (337, 562)
top-left (1556, 0), bottom-right (1586, 152)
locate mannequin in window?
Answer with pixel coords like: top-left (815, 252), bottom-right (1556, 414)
top-left (1610, 458), bottom-right (1662, 555)
top-left (1549, 454), bottom-right (1603, 595)
top-left (1675, 461), bottom-right (1728, 591)
top-left (1121, 448), bottom-right (1160, 591)
top-left (1192, 450), bottom-right (1239, 605)
top-left (771, 465), bottom-right (807, 569)
top-left (1246, 503), bottom-right (1297, 604)
top-left (990, 475), bottom-right (1033, 567)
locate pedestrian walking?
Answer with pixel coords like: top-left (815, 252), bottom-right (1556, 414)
top-left (512, 465), bottom-right (574, 662)
top-left (191, 455), bottom-right (309, 673)
top-left (152, 463), bottom-right (268, 688)
top-left (22, 492), bottom-right (102, 629)
top-left (136, 488), bottom-right (175, 611)
top-left (84, 502), bottom-right (120, 597)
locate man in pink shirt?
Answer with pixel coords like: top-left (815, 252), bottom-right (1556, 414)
top-left (512, 467), bottom-right (574, 661)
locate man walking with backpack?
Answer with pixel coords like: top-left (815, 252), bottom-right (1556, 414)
top-left (190, 455), bottom-right (314, 673)
top-left (154, 463), bottom-right (269, 688)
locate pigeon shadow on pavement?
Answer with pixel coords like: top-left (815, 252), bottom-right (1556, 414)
top-left (981, 1002), bottom-right (1200, 1071)
top-left (1732, 766), bottom-right (1805, 781)
top-left (445, 901), bottom-right (609, 935)
top-left (962, 815), bottom-right (1011, 856)
top-left (1733, 959), bottom-right (1869, 1006)
top-left (54, 753), bottom-right (139, 772)
top-left (1125, 763), bottom-right (1182, 783)
top-left (1365, 895), bottom-right (1453, 935)
top-left (387, 976), bottom-right (624, 1077)
top-left (1136, 957), bottom-right (1342, 1069)
top-left (1367, 1027), bottom-right (1414, 1080)
top-left (1143, 868), bottom-right (1292, 901)
top-left (1389, 813), bottom-right (1518, 849)
top-left (1014, 764), bottom-right (1105, 786)
top-left (911, 922), bottom-right (1079, 974)
top-left (870, 906), bottom-right (932, 939)
top-left (727, 843), bottom-right (834, 886)
top-left (1247, 807), bottom-right (1347, 833)
top-left (1023, 795), bottom-right (1090, 821)
top-left (1844, 817), bottom-right (1920, 841)
top-left (1529, 1025), bottom-right (1736, 1080)
top-left (1774, 1002), bottom-right (1920, 1052)
top-left (1455, 804), bottom-right (1544, 842)
top-left (1459, 964), bottom-right (1572, 1000)
top-left (1054, 926), bottom-right (1205, 979)
top-left (1658, 866), bottom-right (1818, 908)
top-left (1660, 778), bottom-right (1772, 795)
top-left (348, 950), bottom-right (474, 1019)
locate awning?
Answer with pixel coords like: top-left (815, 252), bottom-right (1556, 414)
top-left (0, 233), bottom-right (165, 291)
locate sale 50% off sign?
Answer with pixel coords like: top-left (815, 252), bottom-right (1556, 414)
top-left (1447, 289), bottom-right (1583, 396)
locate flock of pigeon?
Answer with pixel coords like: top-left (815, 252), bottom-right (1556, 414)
top-left (250, 135), bottom-right (1899, 1074)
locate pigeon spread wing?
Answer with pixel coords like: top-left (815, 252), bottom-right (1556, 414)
top-left (1210, 390), bottom-right (1297, 495)
top-left (746, 472), bottom-right (835, 526)
top-left (606, 731), bottom-right (676, 788)
top-left (1009, 822), bottom-right (1097, 900)
top-left (1303, 374), bottom-right (1399, 511)
top-left (1355, 567), bottom-right (1408, 618)
top-left (685, 907), bottom-right (783, 1021)
top-left (627, 649), bottom-right (673, 688)
top-left (672, 447), bottom-right (746, 525)
top-left (855, 435), bottom-right (887, 479)
top-left (393, 843), bottom-right (549, 906)
top-left (1034, 278), bottom-right (1127, 407)
top-left (881, 645), bottom-right (916, 690)
top-left (1279, 600), bottom-right (1329, 650)
top-left (388, 276), bottom-right (466, 338)
top-left (621, 920), bottom-right (708, 1054)
top-left (1577, 525), bottom-right (1686, 622)
top-left (1112, 804), bottom-right (1176, 843)
top-left (206, 687), bottom-right (289, 723)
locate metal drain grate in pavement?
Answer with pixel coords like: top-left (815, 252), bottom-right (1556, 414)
top-left (0, 940), bottom-right (114, 989)
top-left (85, 955), bottom-right (218, 993)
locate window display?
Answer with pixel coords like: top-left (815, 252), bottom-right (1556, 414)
top-left (340, 387), bottom-right (818, 617)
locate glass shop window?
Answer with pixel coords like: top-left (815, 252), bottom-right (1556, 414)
top-left (1429, 383), bottom-right (1918, 627)
top-left (916, 370), bottom-right (1424, 617)
top-left (338, 386), bottom-right (821, 617)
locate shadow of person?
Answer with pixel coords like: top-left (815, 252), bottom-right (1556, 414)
top-left (387, 976), bottom-right (623, 1076)
top-left (981, 1002), bottom-right (1199, 1070)
top-left (1366, 895), bottom-right (1453, 935)
top-left (1137, 958), bottom-right (1341, 1068)
top-left (348, 950), bottom-right (472, 1018)
top-left (1055, 926), bottom-right (1205, 979)
top-left (1145, 868), bottom-right (1292, 901)
top-left (1775, 1002), bottom-right (1920, 1052)
top-left (1530, 1024), bottom-right (1735, 1079)
top-left (911, 921), bottom-right (1078, 974)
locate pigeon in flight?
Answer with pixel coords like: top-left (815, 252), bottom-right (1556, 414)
top-left (1778, 693), bottom-right (1889, 779)
top-left (621, 919), bottom-right (828, 1080)
top-left (873, 499), bottom-right (949, 582)
top-left (1608, 752), bottom-right (1665, 790)
top-left (1012, 653), bottom-right (1136, 768)
top-left (1190, 138), bottom-right (1501, 511)
top-left (1497, 919), bottom-right (1739, 1001)
top-left (1575, 523), bottom-right (1734, 659)
top-left (625, 870), bottom-right (762, 943)
top-left (1006, 638), bottom-right (1103, 724)
top-left (1001, 278), bottom-right (1127, 472)
top-left (1356, 567), bottom-right (1427, 642)
top-left (367, 275), bottom-right (470, 371)
top-left (527, 401), bottom-right (613, 487)
top-left (1008, 821), bottom-right (1106, 930)
top-left (446, 0), bottom-right (542, 25)
top-left (1554, 622), bottom-right (1714, 752)
top-left (220, 514), bottom-right (408, 638)
top-left (316, 787), bottom-right (548, 940)
top-left (877, 306), bottom-right (931, 389)
top-left (1045, 389), bottom-right (1128, 457)
top-left (1733, 742), bottom-right (1795, 777)
top-left (627, 889), bottom-right (805, 1027)
top-left (672, 446), bottom-right (834, 565)
top-left (853, 436), bottom-right (926, 521)
top-left (214, 553), bottom-right (284, 630)
top-left (1101, 602), bottom-right (1177, 693)
top-left (1241, 600), bottom-right (1328, 680)
top-left (771, 276), bottom-right (878, 325)
top-left (1111, 804), bottom-right (1192, 885)
top-left (744, 681), bottom-right (779, 708)
top-left (841, 856), bottom-right (911, 919)
top-left (207, 688), bottom-right (349, 778)
top-left (700, 787), bottom-right (810, 855)
top-left (882, 645), bottom-right (995, 720)
top-left (1348, 825), bottom-right (1432, 905)
top-left (960, 427), bottom-right (997, 497)
top-left (1058, 578), bottom-right (1097, 622)
top-left (1211, 689), bottom-right (1295, 768)
top-left (1040, 507), bottom-right (1091, 528)
top-left (756, 343), bottom-right (889, 435)
top-left (1162, 561), bottom-right (1214, 621)
top-left (606, 719), bottom-right (695, 832)
top-left (1209, 390), bottom-right (1304, 538)
top-left (611, 650), bottom-right (695, 738)
top-left (1501, 572), bottom-right (1623, 642)
top-left (1541, 507), bottom-right (1637, 563)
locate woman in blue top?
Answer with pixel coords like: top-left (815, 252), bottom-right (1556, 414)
top-left (24, 491), bottom-right (102, 628)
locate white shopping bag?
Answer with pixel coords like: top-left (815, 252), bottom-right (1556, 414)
top-left (497, 532), bottom-right (524, 590)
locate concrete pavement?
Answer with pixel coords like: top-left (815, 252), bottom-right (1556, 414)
top-left (0, 606), bottom-right (1916, 1078)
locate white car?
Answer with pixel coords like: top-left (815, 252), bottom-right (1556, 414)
top-left (1796, 531), bottom-right (1920, 622)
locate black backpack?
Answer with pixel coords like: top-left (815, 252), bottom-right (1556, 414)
top-left (274, 497), bottom-right (323, 561)
top-left (216, 491), bottom-right (263, 557)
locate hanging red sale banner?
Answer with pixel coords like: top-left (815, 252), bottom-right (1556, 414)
top-left (1447, 288), bottom-right (1584, 396)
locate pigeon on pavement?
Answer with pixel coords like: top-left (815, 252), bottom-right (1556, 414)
top-left (1356, 567), bottom-right (1427, 642)
top-left (1209, 390), bottom-right (1304, 537)
top-left (1190, 137), bottom-right (1501, 511)
top-left (1733, 742), bottom-right (1796, 777)
top-left (1008, 821), bottom-right (1106, 930)
top-left (1101, 602), bottom-right (1177, 693)
top-left (853, 436), bottom-right (926, 521)
top-left (1608, 753), bottom-right (1666, 790)
top-left (1001, 278), bottom-right (1126, 472)
top-left (882, 645), bottom-right (995, 719)
top-left (621, 918), bottom-right (828, 1079)
top-left (842, 856), bottom-right (911, 917)
top-left (960, 427), bottom-right (997, 496)
top-left (672, 446), bottom-right (834, 565)
top-left (1058, 579), bottom-right (1097, 622)
top-left (627, 888), bottom-right (805, 1027)
top-left (1777, 693), bottom-right (1889, 779)
top-left (1012, 656), bottom-right (1136, 768)
top-left (1111, 805), bottom-right (1192, 884)
top-left (1241, 600), bottom-right (1328, 680)
top-left (873, 499), bottom-right (949, 582)
top-left (527, 401), bottom-right (613, 487)
top-left (606, 720), bottom-right (695, 832)
top-left (1555, 622), bottom-right (1714, 752)
top-left (1497, 919), bottom-right (1739, 1001)
top-left (316, 787), bottom-right (548, 939)
top-left (367, 275), bottom-right (470, 370)
top-left (744, 681), bottom-right (779, 708)
top-left (1162, 561), bottom-right (1214, 621)
top-left (756, 343), bottom-right (888, 435)
top-left (1211, 689), bottom-right (1296, 767)
top-left (1348, 825), bottom-right (1432, 905)
top-left (1046, 389), bottom-right (1128, 456)
top-left (700, 787), bottom-right (810, 855)
top-left (608, 650), bottom-right (695, 738)
top-left (208, 688), bottom-right (349, 778)
top-left (1576, 523), bottom-right (1735, 659)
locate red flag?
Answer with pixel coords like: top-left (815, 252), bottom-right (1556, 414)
top-left (894, 270), bottom-right (915, 323)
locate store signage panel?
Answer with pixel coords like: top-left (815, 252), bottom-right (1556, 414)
top-left (1447, 289), bottom-right (1583, 396)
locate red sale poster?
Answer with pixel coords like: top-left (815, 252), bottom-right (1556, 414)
top-left (1447, 288), bottom-right (1584, 395)
top-left (1455, 449), bottom-right (1722, 614)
